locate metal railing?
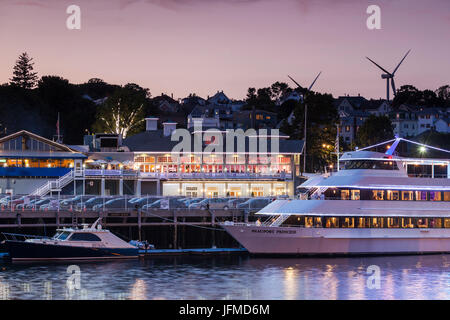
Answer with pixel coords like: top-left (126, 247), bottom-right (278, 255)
top-left (0, 194), bottom-right (280, 213)
top-left (31, 170), bottom-right (75, 197)
top-left (2, 232), bottom-right (50, 241)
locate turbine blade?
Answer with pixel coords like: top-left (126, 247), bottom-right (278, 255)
top-left (366, 57), bottom-right (391, 75)
top-left (308, 71), bottom-right (322, 91)
top-left (392, 49), bottom-right (411, 75)
top-left (391, 78), bottom-right (397, 97)
top-left (287, 75), bottom-right (304, 90)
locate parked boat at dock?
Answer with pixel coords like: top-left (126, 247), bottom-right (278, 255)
top-left (2, 218), bottom-right (139, 262)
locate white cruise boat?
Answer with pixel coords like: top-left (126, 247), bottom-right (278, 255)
top-left (221, 139), bottom-right (450, 256)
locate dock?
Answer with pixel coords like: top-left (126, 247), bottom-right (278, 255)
top-left (0, 208), bottom-right (253, 253)
top-left (0, 248), bottom-right (248, 261)
top-left (138, 247), bottom-right (247, 257)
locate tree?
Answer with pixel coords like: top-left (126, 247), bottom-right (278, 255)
top-left (92, 83), bottom-right (150, 138)
top-left (393, 84), bottom-right (450, 108)
top-left (356, 115), bottom-right (394, 147)
top-left (36, 75), bottom-right (99, 144)
top-left (270, 82), bottom-right (290, 102)
top-left (10, 52), bottom-right (38, 89)
top-left (243, 87), bottom-right (276, 112)
top-left (436, 85), bottom-right (450, 102)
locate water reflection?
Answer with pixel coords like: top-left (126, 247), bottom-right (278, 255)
top-left (0, 254), bottom-right (448, 300)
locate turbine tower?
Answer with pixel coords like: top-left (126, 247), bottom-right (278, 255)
top-left (366, 49), bottom-right (411, 102)
top-left (287, 71), bottom-right (321, 174)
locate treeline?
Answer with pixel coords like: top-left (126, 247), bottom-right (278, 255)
top-left (1, 52), bottom-right (449, 171)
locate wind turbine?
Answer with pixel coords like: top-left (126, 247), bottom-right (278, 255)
top-left (287, 71), bottom-right (322, 174)
top-left (366, 49), bottom-right (411, 102)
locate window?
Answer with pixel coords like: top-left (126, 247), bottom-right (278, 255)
top-left (372, 190), bottom-right (384, 200)
top-left (69, 233), bottom-right (102, 241)
top-left (341, 217), bottom-right (355, 228)
top-left (444, 192), bottom-right (450, 201)
top-left (56, 232), bottom-right (71, 240)
top-left (342, 160), bottom-right (398, 170)
top-left (387, 218), bottom-right (400, 228)
top-left (402, 191), bottom-right (413, 201)
top-left (341, 190), bottom-right (350, 200)
top-left (387, 190), bottom-right (399, 200)
top-left (325, 217), bottom-right (339, 228)
top-left (430, 191), bottom-right (441, 201)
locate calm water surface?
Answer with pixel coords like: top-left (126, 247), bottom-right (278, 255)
top-left (0, 254), bottom-right (449, 300)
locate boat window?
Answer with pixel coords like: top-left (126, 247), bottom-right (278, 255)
top-left (372, 190), bottom-right (384, 200)
top-left (370, 217), bottom-right (384, 228)
top-left (305, 217), bottom-right (313, 228)
top-left (430, 218), bottom-right (442, 228)
top-left (430, 192), bottom-right (442, 201)
top-left (402, 191), bottom-right (413, 201)
top-left (416, 218), bottom-right (428, 228)
top-left (325, 217), bottom-right (339, 228)
top-left (356, 217), bottom-right (366, 228)
top-left (387, 190), bottom-right (400, 201)
top-left (444, 219), bottom-right (450, 228)
top-left (69, 233), bottom-right (102, 241)
top-left (52, 232), bottom-right (62, 239)
top-left (342, 160), bottom-right (399, 170)
top-left (57, 232), bottom-right (71, 240)
top-left (314, 217), bottom-right (322, 228)
top-left (415, 191), bottom-right (428, 201)
top-left (444, 192), bottom-right (450, 202)
top-left (341, 217), bottom-right (354, 228)
top-left (341, 190), bottom-right (350, 200)
top-left (387, 218), bottom-right (400, 228)
top-left (401, 218), bottom-right (414, 228)
top-left (351, 190), bottom-right (360, 201)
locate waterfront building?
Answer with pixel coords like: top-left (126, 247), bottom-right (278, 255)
top-left (1, 118), bottom-right (304, 198)
top-left (0, 130), bottom-right (86, 195)
top-left (119, 117), bottom-right (303, 198)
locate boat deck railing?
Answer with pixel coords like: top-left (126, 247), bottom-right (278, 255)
top-left (1, 232), bottom-right (50, 242)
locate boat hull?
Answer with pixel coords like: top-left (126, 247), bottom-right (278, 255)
top-left (4, 240), bottom-right (139, 261)
top-left (221, 224), bottom-right (450, 256)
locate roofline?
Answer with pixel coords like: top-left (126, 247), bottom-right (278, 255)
top-left (0, 130), bottom-right (84, 154)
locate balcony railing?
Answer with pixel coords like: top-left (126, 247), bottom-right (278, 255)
top-left (139, 172), bottom-right (291, 180)
top-left (82, 169), bottom-right (291, 180)
top-left (83, 169), bottom-right (138, 177)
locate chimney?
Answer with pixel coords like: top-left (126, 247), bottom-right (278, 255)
top-left (163, 120), bottom-right (177, 137)
top-left (145, 117), bottom-right (159, 131)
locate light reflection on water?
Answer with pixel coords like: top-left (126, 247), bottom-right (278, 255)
top-left (0, 254), bottom-right (449, 300)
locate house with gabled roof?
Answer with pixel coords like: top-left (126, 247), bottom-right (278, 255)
top-left (0, 130), bottom-right (86, 195)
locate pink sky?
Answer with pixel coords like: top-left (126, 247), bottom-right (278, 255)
top-left (0, 0), bottom-right (449, 100)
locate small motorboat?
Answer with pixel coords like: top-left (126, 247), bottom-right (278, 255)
top-left (2, 218), bottom-right (139, 262)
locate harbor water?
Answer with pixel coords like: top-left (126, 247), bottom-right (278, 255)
top-left (0, 254), bottom-right (449, 300)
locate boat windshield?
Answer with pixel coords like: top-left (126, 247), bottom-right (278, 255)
top-left (52, 231), bottom-right (62, 239)
top-left (55, 231), bottom-right (71, 240)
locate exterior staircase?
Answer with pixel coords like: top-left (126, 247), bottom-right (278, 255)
top-left (268, 214), bottom-right (290, 227)
top-left (31, 170), bottom-right (75, 197)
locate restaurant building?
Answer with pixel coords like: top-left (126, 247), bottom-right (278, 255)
top-left (0, 118), bottom-right (305, 198)
top-left (0, 130), bottom-right (86, 195)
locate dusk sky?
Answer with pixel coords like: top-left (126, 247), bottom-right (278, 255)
top-left (1, 0), bottom-right (449, 100)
